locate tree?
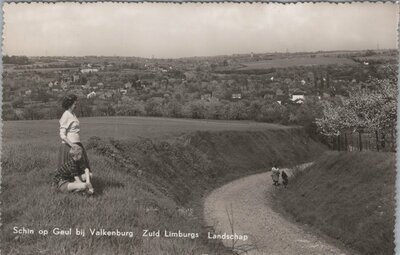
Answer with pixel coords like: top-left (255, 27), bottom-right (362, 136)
top-left (316, 79), bottom-right (397, 151)
top-left (182, 100), bottom-right (206, 119)
top-left (23, 107), bottom-right (44, 120)
top-left (315, 100), bottom-right (347, 150)
top-left (3, 55), bottom-right (31, 65)
top-left (145, 97), bottom-right (164, 116)
top-left (12, 98), bottom-right (24, 108)
top-left (204, 99), bottom-right (225, 119)
top-left (291, 98), bottom-right (324, 137)
top-left (257, 102), bottom-right (287, 123)
top-left (224, 101), bottom-right (248, 120)
top-left (163, 99), bottom-right (183, 117)
top-left (76, 99), bottom-right (93, 117)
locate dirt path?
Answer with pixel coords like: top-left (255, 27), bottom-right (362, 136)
top-left (204, 164), bottom-right (355, 255)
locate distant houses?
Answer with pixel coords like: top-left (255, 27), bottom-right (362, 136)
top-left (61, 82), bottom-right (68, 90)
top-left (291, 93), bottom-right (305, 104)
top-left (87, 91), bottom-right (96, 99)
top-left (81, 84), bottom-right (91, 90)
top-left (73, 74), bottom-right (80, 82)
top-left (124, 82), bottom-right (133, 89)
top-left (81, 68), bottom-right (99, 74)
top-left (201, 92), bottom-right (212, 101)
top-left (232, 93), bottom-right (242, 100)
top-left (25, 89), bottom-right (32, 96)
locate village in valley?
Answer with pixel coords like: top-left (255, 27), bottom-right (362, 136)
top-left (3, 49), bottom-right (397, 129)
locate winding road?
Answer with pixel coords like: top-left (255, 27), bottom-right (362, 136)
top-left (204, 165), bottom-right (357, 255)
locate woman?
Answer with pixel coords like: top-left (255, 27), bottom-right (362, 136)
top-left (271, 164), bottom-right (280, 186)
top-left (58, 94), bottom-right (94, 193)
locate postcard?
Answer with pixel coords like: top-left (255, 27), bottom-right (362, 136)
top-left (1, 2), bottom-right (398, 255)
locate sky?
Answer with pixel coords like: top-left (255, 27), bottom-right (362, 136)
top-left (3, 3), bottom-right (399, 58)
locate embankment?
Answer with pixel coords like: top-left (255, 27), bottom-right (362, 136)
top-left (87, 128), bottom-right (325, 205)
top-left (275, 152), bottom-right (395, 255)
top-left (2, 128), bottom-right (325, 254)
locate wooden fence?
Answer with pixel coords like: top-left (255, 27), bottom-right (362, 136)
top-left (327, 129), bottom-right (396, 152)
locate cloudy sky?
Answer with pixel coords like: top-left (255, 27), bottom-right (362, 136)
top-left (3, 3), bottom-right (399, 58)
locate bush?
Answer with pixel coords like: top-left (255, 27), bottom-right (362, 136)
top-left (163, 100), bottom-right (183, 117)
top-left (182, 100), bottom-right (206, 119)
top-left (145, 97), bottom-right (164, 116)
top-left (12, 98), bottom-right (24, 108)
top-left (257, 102), bottom-right (287, 123)
top-left (23, 107), bottom-right (44, 120)
top-left (2, 108), bottom-right (18, 120)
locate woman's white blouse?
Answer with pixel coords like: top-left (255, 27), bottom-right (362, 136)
top-left (59, 111), bottom-right (80, 143)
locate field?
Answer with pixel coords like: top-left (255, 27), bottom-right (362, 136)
top-left (3, 116), bottom-right (289, 146)
top-left (4, 67), bottom-right (79, 73)
top-left (238, 56), bottom-right (357, 70)
top-left (2, 117), bottom-right (323, 255)
top-left (274, 151), bottom-right (395, 255)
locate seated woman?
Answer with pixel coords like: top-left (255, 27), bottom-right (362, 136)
top-left (54, 146), bottom-right (94, 194)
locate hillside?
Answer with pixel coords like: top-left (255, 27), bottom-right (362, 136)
top-left (2, 126), bottom-right (325, 254)
top-left (275, 152), bottom-right (395, 255)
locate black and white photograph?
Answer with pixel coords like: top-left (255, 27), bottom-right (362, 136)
top-left (1, 2), bottom-right (398, 255)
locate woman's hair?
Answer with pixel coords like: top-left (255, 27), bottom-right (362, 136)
top-left (61, 94), bottom-right (78, 110)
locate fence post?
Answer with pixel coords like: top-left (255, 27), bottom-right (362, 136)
top-left (381, 131), bottom-right (386, 150)
top-left (375, 130), bottom-right (379, 152)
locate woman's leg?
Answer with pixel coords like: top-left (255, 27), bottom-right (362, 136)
top-left (67, 181), bottom-right (88, 192)
top-left (84, 168), bottom-right (94, 194)
top-left (76, 143), bottom-right (91, 171)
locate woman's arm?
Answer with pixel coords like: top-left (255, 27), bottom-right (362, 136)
top-left (59, 112), bottom-right (79, 148)
top-left (61, 136), bottom-right (79, 148)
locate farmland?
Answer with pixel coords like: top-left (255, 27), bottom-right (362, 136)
top-left (3, 49), bottom-right (397, 126)
top-left (238, 56), bottom-right (357, 70)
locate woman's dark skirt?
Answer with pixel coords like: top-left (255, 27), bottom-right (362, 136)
top-left (58, 142), bottom-right (90, 171)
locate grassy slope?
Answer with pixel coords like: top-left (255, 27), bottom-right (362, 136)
top-left (2, 118), bottom-right (325, 255)
top-left (3, 116), bottom-right (289, 146)
top-left (275, 152), bottom-right (395, 255)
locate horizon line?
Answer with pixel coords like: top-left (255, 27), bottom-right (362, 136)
top-left (3, 48), bottom-right (397, 61)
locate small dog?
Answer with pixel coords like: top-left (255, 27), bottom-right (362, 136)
top-left (281, 170), bottom-right (288, 188)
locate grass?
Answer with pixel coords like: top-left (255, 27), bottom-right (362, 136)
top-left (3, 116), bottom-right (289, 146)
top-left (274, 151), bottom-right (395, 255)
top-left (1, 117), bottom-right (325, 254)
